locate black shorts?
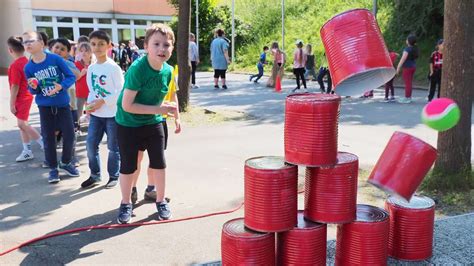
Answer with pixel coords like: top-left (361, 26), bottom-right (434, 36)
top-left (214, 69), bottom-right (227, 79)
top-left (117, 123), bottom-right (166, 174)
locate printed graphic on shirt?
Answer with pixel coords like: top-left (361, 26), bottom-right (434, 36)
top-left (91, 73), bottom-right (111, 98)
top-left (32, 66), bottom-right (61, 97)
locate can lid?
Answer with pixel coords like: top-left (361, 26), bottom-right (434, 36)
top-left (296, 210), bottom-right (325, 229)
top-left (223, 218), bottom-right (269, 238)
top-left (387, 195), bottom-right (435, 209)
top-left (245, 156), bottom-right (292, 170)
top-left (356, 204), bottom-right (389, 222)
top-left (336, 152), bottom-right (358, 164)
top-left (286, 93), bottom-right (341, 103)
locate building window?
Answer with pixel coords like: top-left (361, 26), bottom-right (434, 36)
top-left (57, 17), bottom-right (73, 23)
top-left (36, 27), bottom-right (54, 41)
top-left (118, 29), bottom-right (131, 44)
top-left (58, 27), bottom-right (74, 40)
top-left (98, 18), bottom-right (112, 24)
top-left (117, 19), bottom-right (130, 25)
top-left (78, 18), bottom-right (93, 23)
top-left (151, 20), bottom-right (163, 24)
top-left (35, 16), bottom-right (52, 22)
top-left (79, 28), bottom-right (94, 37)
top-left (134, 20), bottom-right (147, 25)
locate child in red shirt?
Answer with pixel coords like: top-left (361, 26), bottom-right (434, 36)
top-left (7, 36), bottom-right (43, 162)
top-left (74, 42), bottom-right (92, 127)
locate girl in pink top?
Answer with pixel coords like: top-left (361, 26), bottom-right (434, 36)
top-left (266, 42), bottom-right (285, 88)
top-left (292, 40), bottom-right (307, 92)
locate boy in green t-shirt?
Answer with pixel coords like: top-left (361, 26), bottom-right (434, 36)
top-left (115, 24), bottom-right (179, 224)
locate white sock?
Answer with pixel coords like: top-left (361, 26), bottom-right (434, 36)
top-left (36, 138), bottom-right (44, 149)
top-left (23, 142), bottom-right (31, 151)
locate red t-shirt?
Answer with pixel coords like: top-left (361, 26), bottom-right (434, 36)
top-left (75, 61), bottom-right (89, 98)
top-left (430, 51), bottom-right (443, 70)
top-left (8, 56), bottom-right (32, 102)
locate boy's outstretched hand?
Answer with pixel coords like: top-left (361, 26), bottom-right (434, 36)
top-left (174, 118), bottom-right (181, 134)
top-left (46, 82), bottom-right (62, 96)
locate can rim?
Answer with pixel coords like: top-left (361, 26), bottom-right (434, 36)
top-left (387, 195), bottom-right (435, 209)
top-left (245, 156), bottom-right (294, 170)
top-left (368, 178), bottom-right (412, 202)
top-left (355, 204), bottom-right (389, 222)
top-left (286, 92), bottom-right (341, 102)
top-left (392, 131), bottom-right (437, 153)
top-left (320, 8), bottom-right (372, 34)
top-left (223, 218), bottom-right (273, 239)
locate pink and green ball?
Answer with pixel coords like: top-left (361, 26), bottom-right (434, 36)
top-left (421, 98), bottom-right (461, 131)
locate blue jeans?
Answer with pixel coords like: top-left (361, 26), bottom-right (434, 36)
top-left (250, 63), bottom-right (264, 82)
top-left (86, 115), bottom-right (120, 180)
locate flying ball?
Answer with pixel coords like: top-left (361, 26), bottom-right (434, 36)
top-left (421, 98), bottom-right (460, 131)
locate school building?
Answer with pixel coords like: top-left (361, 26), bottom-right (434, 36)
top-left (0, 0), bottom-right (176, 74)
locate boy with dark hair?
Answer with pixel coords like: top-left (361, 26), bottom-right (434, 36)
top-left (23, 31), bottom-right (78, 183)
top-left (7, 36), bottom-right (43, 162)
top-left (249, 46), bottom-right (269, 83)
top-left (80, 30), bottom-right (122, 189)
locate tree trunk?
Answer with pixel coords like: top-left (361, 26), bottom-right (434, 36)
top-left (177, 0), bottom-right (191, 112)
top-left (432, 0), bottom-right (474, 190)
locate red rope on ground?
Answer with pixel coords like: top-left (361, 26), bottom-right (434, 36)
top-left (0, 190), bottom-right (305, 257)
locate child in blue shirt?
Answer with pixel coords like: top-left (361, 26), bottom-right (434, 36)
top-left (23, 31), bottom-right (79, 183)
top-left (249, 46), bottom-right (269, 83)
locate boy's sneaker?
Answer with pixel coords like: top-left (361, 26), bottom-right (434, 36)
top-left (16, 150), bottom-right (34, 162)
top-left (131, 187), bottom-right (138, 205)
top-left (144, 190), bottom-right (157, 201)
top-left (389, 96), bottom-right (396, 102)
top-left (81, 176), bottom-right (100, 188)
top-left (117, 203), bottom-right (133, 224)
top-left (59, 161), bottom-right (80, 177)
top-left (249, 76), bottom-right (253, 82)
top-left (48, 169), bottom-right (60, 184)
top-left (214, 85), bottom-right (220, 89)
top-left (222, 85), bottom-right (228, 90)
top-left (382, 98), bottom-right (390, 103)
top-left (156, 201), bottom-right (172, 220)
top-left (105, 178), bottom-right (118, 189)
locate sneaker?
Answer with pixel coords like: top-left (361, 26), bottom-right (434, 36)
top-left (16, 150), bottom-right (34, 162)
top-left (222, 85), bottom-right (228, 90)
top-left (249, 76), bottom-right (253, 82)
top-left (382, 98), bottom-right (390, 103)
top-left (144, 190), bottom-right (157, 201)
top-left (192, 84), bottom-right (199, 89)
top-left (81, 176), bottom-right (100, 188)
top-left (156, 201), bottom-right (172, 220)
top-left (117, 203), bottom-right (133, 224)
top-left (59, 161), bottom-right (80, 177)
top-left (389, 96), bottom-right (396, 102)
top-left (71, 157), bottom-right (80, 167)
top-left (214, 85), bottom-right (220, 89)
top-left (292, 87), bottom-right (300, 93)
top-left (41, 161), bottom-right (50, 168)
top-left (48, 169), bottom-right (60, 184)
top-left (105, 178), bottom-right (118, 189)
top-left (131, 187), bottom-right (138, 205)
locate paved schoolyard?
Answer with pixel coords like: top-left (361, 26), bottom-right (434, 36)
top-left (0, 72), bottom-right (473, 264)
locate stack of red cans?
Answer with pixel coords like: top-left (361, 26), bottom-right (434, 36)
top-left (221, 8), bottom-right (438, 265)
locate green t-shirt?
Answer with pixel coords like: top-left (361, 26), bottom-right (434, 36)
top-left (115, 55), bottom-right (172, 127)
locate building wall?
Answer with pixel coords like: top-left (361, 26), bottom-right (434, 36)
top-left (0, 0), bottom-right (34, 75)
top-left (0, 0), bottom-right (176, 74)
top-left (31, 0), bottom-right (175, 15)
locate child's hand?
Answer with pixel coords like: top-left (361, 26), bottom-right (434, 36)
top-left (159, 102), bottom-right (178, 116)
top-left (28, 78), bottom-right (38, 89)
top-left (174, 118), bottom-right (181, 134)
top-left (10, 104), bottom-right (17, 115)
top-left (85, 99), bottom-right (105, 113)
top-left (46, 82), bottom-right (62, 96)
top-left (80, 68), bottom-right (87, 76)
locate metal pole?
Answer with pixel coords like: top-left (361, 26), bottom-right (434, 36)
top-left (373, 0), bottom-right (377, 19)
top-left (282, 0), bottom-right (285, 51)
top-left (231, 0), bottom-right (235, 63)
top-left (196, 0), bottom-right (199, 50)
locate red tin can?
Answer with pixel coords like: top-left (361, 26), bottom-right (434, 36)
top-left (320, 9), bottom-right (395, 96)
top-left (336, 204), bottom-right (390, 266)
top-left (385, 195), bottom-right (435, 261)
top-left (221, 218), bottom-right (275, 265)
top-left (285, 93), bottom-right (341, 167)
top-left (304, 152), bottom-right (359, 224)
top-left (244, 156), bottom-right (298, 232)
top-left (277, 210), bottom-right (327, 266)
top-left (368, 131), bottom-right (437, 201)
